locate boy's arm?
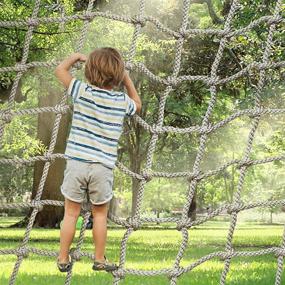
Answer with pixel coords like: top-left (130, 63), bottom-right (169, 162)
top-left (123, 71), bottom-right (142, 113)
top-left (55, 53), bottom-right (87, 88)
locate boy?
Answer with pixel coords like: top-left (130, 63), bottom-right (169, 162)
top-left (55, 48), bottom-right (141, 272)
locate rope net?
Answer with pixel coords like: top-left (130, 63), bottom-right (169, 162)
top-left (0, 0), bottom-right (284, 284)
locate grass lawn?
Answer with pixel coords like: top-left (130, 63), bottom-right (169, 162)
top-left (0, 219), bottom-right (284, 285)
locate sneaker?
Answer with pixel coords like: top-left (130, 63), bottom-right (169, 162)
top-left (92, 255), bottom-right (118, 272)
top-left (57, 255), bottom-right (72, 272)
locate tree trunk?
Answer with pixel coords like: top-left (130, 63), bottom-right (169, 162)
top-left (32, 90), bottom-right (71, 227)
top-left (223, 174), bottom-right (230, 203)
top-left (131, 171), bottom-right (141, 216)
top-left (270, 211), bottom-right (273, 224)
top-left (188, 192), bottom-right (197, 220)
top-left (109, 196), bottom-right (119, 216)
top-left (230, 158), bottom-right (235, 203)
top-left (127, 116), bottom-right (143, 217)
top-left (0, 80), bottom-right (25, 104)
top-left (156, 210), bottom-right (160, 225)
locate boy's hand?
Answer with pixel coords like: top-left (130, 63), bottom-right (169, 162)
top-left (71, 53), bottom-right (87, 63)
top-left (122, 70), bottom-right (142, 113)
top-left (123, 70), bottom-right (130, 83)
top-left (55, 53), bottom-right (87, 89)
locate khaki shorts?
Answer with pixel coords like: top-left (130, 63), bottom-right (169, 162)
top-left (60, 159), bottom-right (114, 205)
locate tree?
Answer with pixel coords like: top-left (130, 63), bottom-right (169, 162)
top-left (1, 0), bottom-right (284, 227)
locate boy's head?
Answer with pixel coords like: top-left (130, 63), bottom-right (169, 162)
top-left (84, 47), bottom-right (125, 89)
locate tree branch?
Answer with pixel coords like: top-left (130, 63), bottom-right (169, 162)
top-left (192, 0), bottom-right (223, 25)
top-left (1, 26), bottom-right (80, 35)
top-left (164, 110), bottom-right (193, 123)
top-left (225, 46), bottom-right (257, 89)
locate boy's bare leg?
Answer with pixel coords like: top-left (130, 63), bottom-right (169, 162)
top-left (91, 203), bottom-right (109, 261)
top-left (59, 198), bottom-right (81, 263)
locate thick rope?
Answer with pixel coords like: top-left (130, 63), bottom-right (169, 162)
top-left (0, 0), bottom-right (284, 284)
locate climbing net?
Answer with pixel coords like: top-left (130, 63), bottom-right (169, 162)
top-left (0, 0), bottom-right (285, 284)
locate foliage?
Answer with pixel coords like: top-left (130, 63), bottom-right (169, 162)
top-left (0, 90), bottom-right (46, 202)
top-left (0, 0), bottom-right (284, 219)
top-left (142, 178), bottom-right (186, 216)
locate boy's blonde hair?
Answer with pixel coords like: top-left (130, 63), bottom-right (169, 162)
top-left (84, 47), bottom-right (125, 88)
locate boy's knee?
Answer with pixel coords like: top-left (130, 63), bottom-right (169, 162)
top-left (64, 212), bottom-right (80, 222)
top-left (93, 202), bottom-right (108, 209)
top-left (64, 198), bottom-right (81, 218)
top-left (92, 203), bottom-right (108, 216)
top-left (64, 208), bottom-right (81, 220)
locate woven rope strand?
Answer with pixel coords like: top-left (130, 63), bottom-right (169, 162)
top-left (220, 1), bottom-right (283, 284)
top-left (0, 0), bottom-right (283, 284)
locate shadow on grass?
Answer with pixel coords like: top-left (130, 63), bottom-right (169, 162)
top-left (0, 257), bottom-right (283, 285)
top-left (178, 263), bottom-right (282, 285)
top-left (1, 225), bottom-right (283, 284)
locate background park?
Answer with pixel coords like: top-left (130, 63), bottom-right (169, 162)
top-left (0, 0), bottom-right (284, 284)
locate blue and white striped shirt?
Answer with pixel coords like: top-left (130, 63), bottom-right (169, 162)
top-left (64, 78), bottom-right (137, 169)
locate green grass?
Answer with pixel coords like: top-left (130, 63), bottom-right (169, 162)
top-left (0, 216), bottom-right (25, 227)
top-left (0, 220), bottom-right (284, 284)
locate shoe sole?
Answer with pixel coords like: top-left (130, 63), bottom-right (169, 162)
top-left (92, 265), bottom-right (118, 272)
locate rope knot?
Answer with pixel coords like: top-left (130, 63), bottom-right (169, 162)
top-left (237, 159), bottom-right (252, 169)
top-left (179, 28), bottom-right (187, 39)
top-left (186, 171), bottom-right (200, 183)
top-left (220, 29), bottom-right (231, 37)
top-left (176, 220), bottom-right (188, 231)
top-left (83, 12), bottom-right (93, 22)
top-left (249, 107), bottom-right (263, 119)
top-left (15, 63), bottom-right (28, 72)
top-left (149, 124), bottom-right (159, 135)
top-left (141, 169), bottom-right (153, 182)
top-left (220, 249), bottom-right (235, 261)
top-left (17, 246), bottom-right (29, 258)
top-left (27, 18), bottom-right (39, 27)
top-left (275, 248), bottom-right (285, 257)
top-left (126, 217), bottom-right (141, 230)
top-left (112, 268), bottom-right (125, 278)
top-left (206, 76), bottom-right (219, 86)
top-left (124, 61), bottom-right (133, 70)
top-left (168, 267), bottom-right (184, 279)
top-left (173, 28), bottom-right (186, 40)
top-left (73, 61), bottom-right (83, 70)
top-left (268, 15), bottom-right (282, 25)
top-left (70, 248), bottom-right (81, 261)
top-left (44, 153), bottom-right (56, 163)
top-left (31, 200), bottom-right (44, 212)
top-left (200, 123), bottom-right (212, 135)
top-left (1, 112), bottom-right (13, 124)
top-left (227, 203), bottom-right (243, 214)
top-left (54, 104), bottom-right (67, 115)
top-left (166, 76), bottom-right (178, 87)
top-left (131, 15), bottom-right (146, 27)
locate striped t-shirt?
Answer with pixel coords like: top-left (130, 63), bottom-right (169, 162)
top-left (64, 78), bottom-right (137, 169)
